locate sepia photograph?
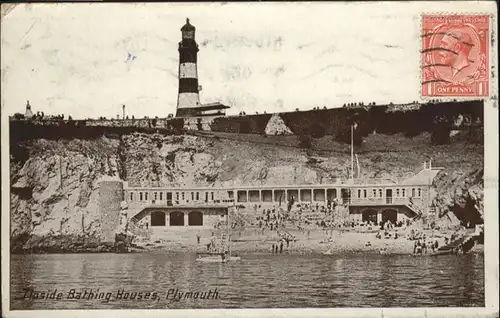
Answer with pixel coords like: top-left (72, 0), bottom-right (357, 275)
top-left (1, 2), bottom-right (498, 317)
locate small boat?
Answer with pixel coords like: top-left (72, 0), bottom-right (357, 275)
top-left (322, 248), bottom-right (334, 255)
top-left (196, 254), bottom-right (241, 263)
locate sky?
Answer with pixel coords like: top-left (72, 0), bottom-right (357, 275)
top-left (0, 2), bottom-right (495, 119)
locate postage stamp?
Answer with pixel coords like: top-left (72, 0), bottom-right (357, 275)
top-left (421, 14), bottom-right (490, 97)
top-left (1, 2), bottom-right (498, 318)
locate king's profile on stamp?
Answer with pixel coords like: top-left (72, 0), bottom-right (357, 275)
top-left (439, 30), bottom-right (474, 78)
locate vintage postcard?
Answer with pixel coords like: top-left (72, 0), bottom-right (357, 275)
top-left (1, 2), bottom-right (498, 318)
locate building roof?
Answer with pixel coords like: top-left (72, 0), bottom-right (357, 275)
top-left (181, 18), bottom-right (195, 31)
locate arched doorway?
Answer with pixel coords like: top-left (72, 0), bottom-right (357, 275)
top-left (188, 211), bottom-right (203, 226)
top-left (382, 209), bottom-right (398, 224)
top-left (362, 209), bottom-right (378, 224)
top-left (150, 211), bottom-right (166, 226)
top-left (169, 212), bottom-right (185, 226)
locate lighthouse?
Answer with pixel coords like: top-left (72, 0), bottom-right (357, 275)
top-left (175, 18), bottom-right (230, 119)
top-left (176, 18), bottom-right (201, 117)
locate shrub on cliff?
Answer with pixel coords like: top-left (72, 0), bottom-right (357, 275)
top-left (298, 134), bottom-right (312, 148)
top-left (431, 124), bottom-right (451, 145)
top-left (334, 127), bottom-right (363, 146)
top-left (167, 118), bottom-right (185, 134)
top-left (310, 124), bottom-right (326, 138)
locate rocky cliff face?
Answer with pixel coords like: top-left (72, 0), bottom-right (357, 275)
top-left (10, 131), bottom-right (483, 252)
top-left (10, 137), bottom-right (122, 252)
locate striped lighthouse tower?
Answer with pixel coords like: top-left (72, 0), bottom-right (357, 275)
top-left (176, 18), bottom-right (201, 117)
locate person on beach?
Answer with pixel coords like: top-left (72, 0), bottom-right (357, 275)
top-left (415, 241), bottom-right (422, 255)
top-left (414, 239), bottom-right (424, 255)
top-left (210, 233), bottom-right (216, 252)
top-left (196, 234), bottom-right (201, 245)
top-left (271, 244), bottom-right (275, 254)
top-left (279, 241), bottom-right (284, 253)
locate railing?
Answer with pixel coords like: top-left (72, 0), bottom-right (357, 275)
top-left (407, 201), bottom-right (424, 215)
top-left (126, 193), bottom-right (431, 208)
top-left (349, 178), bottom-right (397, 185)
top-left (348, 197), bottom-right (426, 206)
top-left (126, 199), bottom-right (232, 208)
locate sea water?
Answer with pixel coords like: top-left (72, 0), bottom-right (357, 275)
top-left (10, 252), bottom-right (484, 309)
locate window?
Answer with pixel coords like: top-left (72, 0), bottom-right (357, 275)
top-left (373, 189), bottom-right (377, 197)
top-left (418, 188), bottom-right (422, 197)
top-left (130, 192), bottom-right (134, 201)
top-left (402, 189), bottom-right (406, 197)
top-left (154, 192), bottom-right (158, 201)
top-left (363, 190), bottom-right (367, 198)
top-left (160, 192), bottom-right (163, 201)
top-left (139, 192), bottom-right (143, 201)
top-left (379, 189), bottom-right (383, 197)
top-left (176, 192), bottom-right (180, 200)
top-left (412, 188), bottom-right (415, 197)
top-left (211, 192), bottom-right (214, 200)
top-left (145, 192), bottom-right (149, 200)
top-left (196, 192), bottom-right (200, 201)
top-left (396, 189), bottom-right (400, 197)
top-left (181, 192), bottom-right (185, 200)
top-left (191, 192), bottom-right (194, 200)
top-left (358, 189), bottom-right (361, 198)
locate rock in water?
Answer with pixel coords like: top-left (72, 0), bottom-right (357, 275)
top-left (265, 114), bottom-right (293, 136)
top-left (114, 232), bottom-right (135, 253)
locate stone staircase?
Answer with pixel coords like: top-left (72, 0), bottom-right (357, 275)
top-left (128, 220), bottom-right (150, 239)
top-left (434, 233), bottom-right (477, 255)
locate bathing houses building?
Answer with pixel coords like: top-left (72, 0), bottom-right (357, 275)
top-left (98, 161), bottom-right (442, 240)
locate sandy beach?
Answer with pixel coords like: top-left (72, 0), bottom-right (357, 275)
top-left (133, 226), bottom-right (479, 256)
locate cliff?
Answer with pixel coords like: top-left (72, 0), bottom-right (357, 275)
top-left (10, 126), bottom-right (483, 252)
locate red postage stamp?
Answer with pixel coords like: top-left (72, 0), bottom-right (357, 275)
top-left (421, 15), bottom-right (490, 97)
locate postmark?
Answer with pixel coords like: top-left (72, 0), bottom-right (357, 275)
top-left (421, 14), bottom-right (490, 97)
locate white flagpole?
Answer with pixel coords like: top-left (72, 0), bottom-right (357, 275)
top-left (350, 124), bottom-right (354, 180)
top-left (355, 154), bottom-right (360, 179)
